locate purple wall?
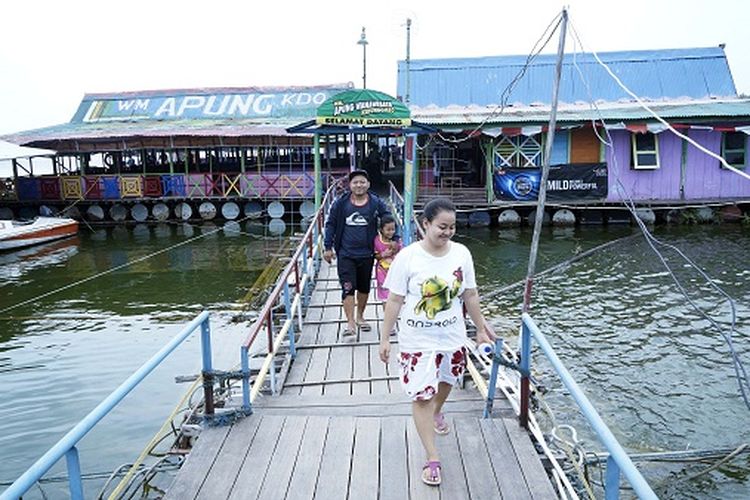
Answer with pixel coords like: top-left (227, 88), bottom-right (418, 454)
top-left (684, 129), bottom-right (750, 199)
top-left (605, 129), bottom-right (750, 202)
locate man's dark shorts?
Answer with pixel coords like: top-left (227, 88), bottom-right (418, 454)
top-left (338, 256), bottom-right (374, 299)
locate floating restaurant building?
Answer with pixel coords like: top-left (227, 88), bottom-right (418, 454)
top-left (399, 47), bottom-right (750, 220)
top-left (0, 84), bottom-right (356, 221)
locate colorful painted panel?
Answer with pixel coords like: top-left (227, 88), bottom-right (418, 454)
top-left (161, 175), bottom-right (186, 197)
top-left (84, 176), bottom-right (103, 199)
top-left (16, 177), bottom-right (41, 201)
top-left (102, 176), bottom-right (121, 199)
top-left (143, 176), bottom-right (163, 197)
top-left (120, 176), bottom-right (143, 197)
top-left (62, 177), bottom-right (83, 200)
top-left (39, 178), bottom-right (62, 200)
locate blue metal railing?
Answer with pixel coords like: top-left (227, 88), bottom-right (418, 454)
top-left (1, 311), bottom-right (214, 500)
top-left (238, 184), bottom-right (337, 411)
top-left (515, 313), bottom-right (658, 500)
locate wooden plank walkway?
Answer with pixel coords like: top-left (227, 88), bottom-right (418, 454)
top-left (164, 261), bottom-right (558, 500)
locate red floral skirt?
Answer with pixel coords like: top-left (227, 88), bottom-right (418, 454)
top-left (398, 347), bottom-right (467, 401)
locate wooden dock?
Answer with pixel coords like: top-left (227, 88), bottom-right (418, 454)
top-left (164, 262), bottom-right (558, 500)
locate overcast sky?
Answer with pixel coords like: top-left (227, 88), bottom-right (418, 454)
top-left (0, 0), bottom-right (748, 136)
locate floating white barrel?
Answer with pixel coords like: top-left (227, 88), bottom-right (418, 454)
top-left (695, 207), bottom-right (715, 223)
top-left (221, 202), bottom-right (240, 220)
top-left (527, 209), bottom-right (550, 227)
top-left (497, 209), bottom-right (521, 227)
top-left (39, 205), bottom-right (56, 216)
top-left (468, 211), bottom-right (491, 227)
top-left (87, 204), bottom-right (105, 221)
top-left (633, 208), bottom-right (656, 225)
top-left (299, 200), bottom-right (316, 219)
top-left (175, 202), bottom-right (192, 221)
top-left (244, 201), bottom-right (263, 219)
top-left (199, 202), bottom-right (217, 220)
top-left (109, 204), bottom-right (128, 222)
top-left (0, 207), bottom-right (14, 219)
top-left (552, 209), bottom-right (575, 226)
top-left (267, 201), bottom-right (285, 219)
top-left (152, 203), bottom-right (169, 221)
top-left (63, 206), bottom-right (81, 220)
top-left (268, 218), bottom-right (286, 235)
top-left (131, 203), bottom-right (148, 222)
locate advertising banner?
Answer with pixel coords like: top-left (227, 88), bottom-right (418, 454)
top-left (493, 163), bottom-right (608, 201)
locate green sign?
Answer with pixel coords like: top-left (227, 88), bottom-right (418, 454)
top-left (316, 89), bottom-right (411, 127)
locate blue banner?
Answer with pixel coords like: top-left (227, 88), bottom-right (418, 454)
top-left (72, 88), bottom-right (350, 123)
top-left (494, 163), bottom-right (608, 201)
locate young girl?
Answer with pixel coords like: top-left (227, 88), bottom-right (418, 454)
top-left (379, 198), bottom-right (495, 487)
top-left (373, 215), bottom-right (402, 302)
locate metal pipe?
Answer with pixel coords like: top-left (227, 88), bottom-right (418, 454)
top-left (2, 311), bottom-right (210, 500)
top-left (200, 318), bottom-right (214, 417)
top-left (241, 345), bottom-right (252, 413)
top-left (65, 447), bottom-right (84, 500)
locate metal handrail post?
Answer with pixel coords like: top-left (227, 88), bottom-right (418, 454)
top-left (240, 345), bottom-right (252, 414)
top-left (483, 338), bottom-right (504, 418)
top-left (522, 313), bottom-right (657, 499)
top-left (283, 281), bottom-right (296, 358)
top-left (65, 447), bottom-right (83, 500)
top-left (606, 456), bottom-right (621, 500)
top-left (200, 318), bottom-right (214, 417)
top-left (519, 319), bottom-right (532, 427)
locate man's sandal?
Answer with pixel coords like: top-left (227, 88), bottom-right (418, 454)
top-left (342, 327), bottom-right (356, 337)
top-left (357, 321), bottom-right (372, 332)
top-left (434, 412), bottom-right (450, 435)
top-left (422, 461), bottom-right (442, 486)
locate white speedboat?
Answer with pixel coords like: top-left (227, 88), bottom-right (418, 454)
top-left (0, 217), bottom-right (79, 250)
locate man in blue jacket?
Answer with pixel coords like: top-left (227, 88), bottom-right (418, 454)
top-left (324, 170), bottom-right (392, 337)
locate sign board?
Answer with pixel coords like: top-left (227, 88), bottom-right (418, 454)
top-left (316, 89), bottom-right (411, 127)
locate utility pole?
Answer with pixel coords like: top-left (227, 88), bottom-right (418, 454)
top-left (405, 18), bottom-right (412, 104)
top-left (519, 8), bottom-right (568, 429)
top-left (357, 27), bottom-right (368, 88)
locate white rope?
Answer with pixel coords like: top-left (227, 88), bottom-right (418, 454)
top-left (0, 216), bottom-right (252, 316)
top-left (567, 15), bottom-right (750, 410)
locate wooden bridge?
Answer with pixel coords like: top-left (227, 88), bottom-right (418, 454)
top-left (163, 260), bottom-right (558, 500)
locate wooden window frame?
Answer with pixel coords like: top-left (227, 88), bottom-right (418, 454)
top-left (631, 132), bottom-right (660, 170)
top-left (721, 131), bottom-right (747, 169)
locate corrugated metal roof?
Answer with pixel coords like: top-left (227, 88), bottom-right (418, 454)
top-left (411, 98), bottom-right (750, 126)
top-left (1, 119), bottom-right (304, 148)
top-left (397, 47), bottom-right (737, 107)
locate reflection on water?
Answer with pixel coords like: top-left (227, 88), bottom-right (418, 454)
top-left (0, 220), bottom-right (294, 498)
top-left (457, 225), bottom-right (750, 499)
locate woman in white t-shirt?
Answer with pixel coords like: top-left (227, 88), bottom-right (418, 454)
top-left (380, 198), bottom-right (496, 487)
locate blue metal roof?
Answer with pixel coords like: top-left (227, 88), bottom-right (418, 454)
top-left (397, 47), bottom-right (737, 107)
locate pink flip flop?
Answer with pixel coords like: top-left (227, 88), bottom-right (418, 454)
top-left (422, 460), bottom-right (442, 486)
top-left (434, 412), bottom-right (450, 435)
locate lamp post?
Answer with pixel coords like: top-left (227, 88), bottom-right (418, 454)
top-left (357, 26), bottom-right (368, 89)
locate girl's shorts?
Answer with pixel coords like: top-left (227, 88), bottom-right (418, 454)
top-left (398, 347), bottom-right (467, 401)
